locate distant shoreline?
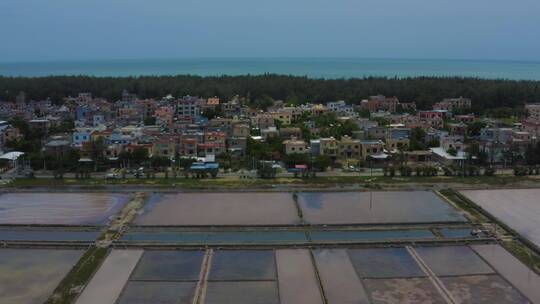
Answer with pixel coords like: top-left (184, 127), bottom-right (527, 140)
top-left (1, 57), bottom-right (540, 80)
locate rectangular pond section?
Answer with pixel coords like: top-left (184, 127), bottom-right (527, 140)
top-left (364, 278), bottom-right (446, 304)
top-left (297, 191), bottom-right (466, 225)
top-left (205, 281), bottom-right (279, 304)
top-left (0, 248), bottom-right (83, 304)
top-left (313, 249), bottom-right (370, 304)
top-left (209, 250), bottom-right (276, 281)
top-left (310, 229), bottom-right (435, 243)
top-left (473, 244), bottom-right (540, 303)
top-left (415, 246), bottom-right (495, 277)
top-left (461, 188), bottom-right (540, 248)
top-left (135, 192), bottom-right (300, 226)
top-left (348, 247), bottom-right (426, 278)
top-left (206, 249), bottom-right (279, 304)
top-left (441, 275), bottom-right (529, 304)
top-left (0, 227), bottom-right (101, 242)
top-left (130, 250), bottom-right (205, 281)
top-left (116, 281), bottom-right (197, 304)
top-left (276, 249), bottom-right (324, 304)
top-left (120, 228), bottom-right (443, 245)
top-left (76, 250), bottom-right (143, 304)
top-left (73, 245), bottom-right (540, 304)
top-left (0, 192), bottom-right (129, 225)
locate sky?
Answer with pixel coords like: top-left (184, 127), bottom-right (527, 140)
top-left (1, 0), bottom-right (539, 63)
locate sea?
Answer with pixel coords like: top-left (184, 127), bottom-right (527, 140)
top-left (0, 58), bottom-right (539, 80)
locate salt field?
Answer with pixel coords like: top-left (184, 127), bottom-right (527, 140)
top-left (135, 193), bottom-right (299, 226)
top-left (0, 192), bottom-right (129, 225)
top-left (0, 227), bottom-right (101, 242)
top-left (461, 188), bottom-right (540, 248)
top-left (297, 191), bottom-right (466, 224)
top-left (441, 275), bottom-right (528, 304)
top-left (364, 278), bottom-right (446, 304)
top-left (0, 248), bottom-right (83, 304)
top-left (120, 228), bottom-right (453, 245)
top-left (133, 191), bottom-right (466, 226)
top-left (2, 189), bottom-right (538, 304)
top-left (415, 246), bottom-right (495, 276)
top-left (76, 244), bottom-right (538, 304)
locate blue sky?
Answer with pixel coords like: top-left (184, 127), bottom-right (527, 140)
top-left (1, 0), bottom-right (539, 62)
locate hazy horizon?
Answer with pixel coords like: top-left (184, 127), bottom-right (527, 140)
top-left (2, 56), bottom-right (540, 65)
top-left (2, 57), bottom-right (540, 80)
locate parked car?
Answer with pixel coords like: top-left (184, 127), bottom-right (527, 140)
top-left (105, 173), bottom-right (119, 179)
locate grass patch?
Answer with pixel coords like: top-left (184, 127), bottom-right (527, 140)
top-left (46, 247), bottom-right (108, 304)
top-left (439, 188), bottom-right (489, 222)
top-left (7, 175), bottom-right (535, 189)
top-left (292, 192), bottom-right (303, 221)
top-left (502, 240), bottom-right (540, 273)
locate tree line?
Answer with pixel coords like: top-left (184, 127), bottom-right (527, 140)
top-left (1, 75), bottom-right (539, 111)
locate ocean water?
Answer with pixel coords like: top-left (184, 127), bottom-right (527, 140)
top-left (0, 58), bottom-right (539, 80)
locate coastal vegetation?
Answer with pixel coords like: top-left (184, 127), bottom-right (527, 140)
top-left (1, 75), bottom-right (539, 112)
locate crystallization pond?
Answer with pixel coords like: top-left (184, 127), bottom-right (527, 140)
top-left (134, 191), bottom-right (466, 226)
top-left (75, 245), bottom-right (540, 304)
top-left (0, 248), bottom-right (83, 304)
top-left (460, 188), bottom-right (540, 248)
top-left (0, 192), bottom-right (129, 225)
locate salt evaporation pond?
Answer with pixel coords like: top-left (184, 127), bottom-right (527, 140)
top-left (78, 245), bottom-right (539, 304)
top-left (460, 188), bottom-right (540, 248)
top-left (0, 248), bottom-right (83, 304)
top-left (0, 192), bottom-right (129, 225)
top-left (135, 192), bottom-right (299, 226)
top-left (297, 191), bottom-right (466, 225)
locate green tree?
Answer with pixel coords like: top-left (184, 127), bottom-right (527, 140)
top-left (467, 121), bottom-right (486, 137)
top-left (283, 153), bottom-right (310, 167)
top-left (144, 116), bottom-right (156, 125)
top-left (409, 127), bottom-right (427, 151)
top-left (313, 155), bottom-right (332, 171)
top-left (132, 147), bottom-right (149, 165)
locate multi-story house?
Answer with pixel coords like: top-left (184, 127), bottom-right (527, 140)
top-left (232, 124), bottom-right (250, 137)
top-left (284, 138), bottom-right (308, 155)
top-left (175, 96), bottom-right (201, 121)
top-left (523, 119), bottom-right (540, 139)
top-left (154, 106), bottom-right (174, 126)
top-left (525, 104), bottom-right (540, 121)
top-left (360, 95), bottom-right (398, 113)
top-left (433, 97), bottom-right (472, 112)
top-left (179, 136), bottom-right (198, 158)
top-left (72, 127), bottom-right (96, 147)
top-left (338, 136), bottom-right (361, 159)
top-left (270, 110), bottom-right (292, 126)
top-left (280, 127), bottom-right (303, 140)
top-left (320, 137), bottom-right (339, 158)
top-left (367, 126), bottom-right (387, 140)
top-left (251, 113), bottom-right (275, 130)
top-left (151, 136), bottom-right (178, 158)
top-left (359, 140), bottom-right (385, 160)
top-left (454, 114), bottom-right (475, 124)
